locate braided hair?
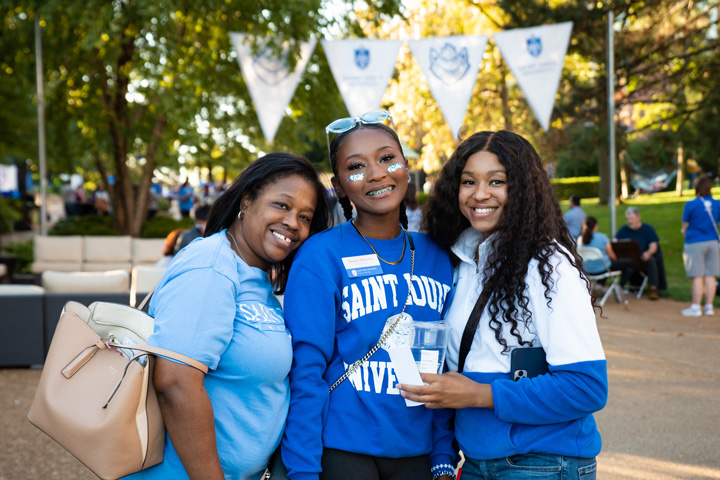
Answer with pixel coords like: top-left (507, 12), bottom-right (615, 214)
top-left (424, 130), bottom-right (594, 352)
top-left (329, 122), bottom-right (409, 230)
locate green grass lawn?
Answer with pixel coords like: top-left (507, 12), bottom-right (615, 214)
top-left (561, 186), bottom-right (720, 304)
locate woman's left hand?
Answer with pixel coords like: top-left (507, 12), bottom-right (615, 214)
top-left (397, 371), bottom-right (493, 409)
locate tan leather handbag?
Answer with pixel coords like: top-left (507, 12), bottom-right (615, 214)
top-left (27, 298), bottom-right (207, 480)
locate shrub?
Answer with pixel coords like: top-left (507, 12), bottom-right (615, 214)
top-left (141, 215), bottom-right (193, 238)
top-left (1, 240), bottom-right (33, 274)
top-left (49, 215), bottom-right (118, 236)
top-left (0, 198), bottom-right (23, 234)
top-left (417, 192), bottom-right (429, 209)
top-left (47, 213), bottom-right (192, 238)
top-left (551, 176), bottom-right (600, 200)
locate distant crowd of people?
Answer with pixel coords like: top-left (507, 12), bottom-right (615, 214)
top-left (60, 177), bottom-right (229, 220)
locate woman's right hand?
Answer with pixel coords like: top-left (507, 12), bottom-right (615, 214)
top-left (397, 371), bottom-right (493, 409)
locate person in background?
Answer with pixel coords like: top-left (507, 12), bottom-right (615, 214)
top-left (148, 181), bottom-right (162, 220)
top-left (614, 206), bottom-right (666, 300)
top-left (400, 130), bottom-right (607, 480)
top-left (680, 176), bottom-right (720, 316)
top-left (563, 195), bottom-right (586, 240)
top-left (578, 216), bottom-right (634, 300)
top-left (176, 203), bottom-right (211, 252)
top-left (61, 180), bottom-right (76, 217)
top-left (177, 179), bottom-right (195, 218)
top-left (92, 184), bottom-right (111, 215)
top-left (405, 183), bottom-right (422, 232)
top-left (155, 228), bottom-right (186, 268)
top-left (686, 156), bottom-right (701, 190)
top-left (124, 152), bottom-right (329, 480)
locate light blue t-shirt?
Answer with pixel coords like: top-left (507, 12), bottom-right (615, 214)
top-left (563, 206), bottom-right (586, 239)
top-left (125, 230), bottom-right (292, 480)
top-left (578, 231), bottom-right (610, 273)
top-left (682, 196), bottom-right (720, 244)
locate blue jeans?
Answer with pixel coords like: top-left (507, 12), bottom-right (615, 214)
top-left (461, 453), bottom-right (597, 480)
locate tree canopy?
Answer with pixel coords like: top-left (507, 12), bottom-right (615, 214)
top-left (1, 0), bottom-right (718, 232)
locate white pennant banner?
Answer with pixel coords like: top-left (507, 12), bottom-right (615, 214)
top-left (230, 33), bottom-right (317, 143)
top-left (322, 39), bottom-right (403, 117)
top-left (409, 35), bottom-right (488, 140)
top-left (492, 22), bottom-right (573, 131)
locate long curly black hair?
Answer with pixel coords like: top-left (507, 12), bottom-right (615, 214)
top-left (204, 152), bottom-right (330, 294)
top-left (328, 122), bottom-right (409, 230)
top-left (424, 130), bottom-right (592, 352)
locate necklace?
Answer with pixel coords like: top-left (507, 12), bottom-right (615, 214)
top-left (350, 219), bottom-right (406, 265)
top-left (226, 229), bottom-right (248, 264)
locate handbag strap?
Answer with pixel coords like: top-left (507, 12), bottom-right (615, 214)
top-left (328, 232), bottom-right (415, 393)
top-left (108, 342), bottom-right (208, 373)
top-left (700, 197), bottom-right (720, 240)
top-left (456, 287), bottom-right (491, 373)
top-left (137, 285), bottom-right (156, 311)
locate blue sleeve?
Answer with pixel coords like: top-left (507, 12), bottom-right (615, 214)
top-left (491, 252), bottom-right (608, 425)
top-left (491, 360), bottom-right (608, 425)
top-left (282, 264), bottom-right (338, 480)
top-left (682, 201), bottom-right (692, 223)
top-left (430, 256), bottom-right (458, 470)
top-left (149, 267), bottom-right (236, 369)
top-left (647, 225), bottom-right (660, 244)
top-left (430, 407), bottom-right (457, 471)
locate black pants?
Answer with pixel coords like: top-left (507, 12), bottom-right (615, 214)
top-left (644, 256), bottom-right (660, 287)
top-left (320, 448), bottom-right (432, 480)
top-left (589, 258), bottom-right (634, 287)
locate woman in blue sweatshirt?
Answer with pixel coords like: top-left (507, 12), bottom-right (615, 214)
top-left (399, 131), bottom-right (608, 480)
top-left (282, 111), bottom-right (456, 480)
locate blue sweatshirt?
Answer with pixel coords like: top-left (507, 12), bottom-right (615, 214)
top-left (282, 222), bottom-right (455, 480)
top-left (446, 228), bottom-right (608, 460)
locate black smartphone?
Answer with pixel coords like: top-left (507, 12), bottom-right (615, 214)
top-left (510, 347), bottom-right (549, 381)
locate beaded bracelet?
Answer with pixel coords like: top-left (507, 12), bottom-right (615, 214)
top-left (431, 463), bottom-right (456, 480)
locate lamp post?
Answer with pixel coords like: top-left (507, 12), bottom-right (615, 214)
top-left (35, 12), bottom-right (47, 235)
top-left (607, 10), bottom-right (617, 236)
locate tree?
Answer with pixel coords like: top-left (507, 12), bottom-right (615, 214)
top-left (1, 0), bottom-right (401, 235)
top-left (491, 0), bottom-right (720, 201)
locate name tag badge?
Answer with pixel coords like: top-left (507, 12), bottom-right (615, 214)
top-left (342, 254), bottom-right (383, 278)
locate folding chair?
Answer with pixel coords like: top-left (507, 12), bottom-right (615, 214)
top-left (577, 246), bottom-right (623, 306)
top-left (610, 239), bottom-right (649, 299)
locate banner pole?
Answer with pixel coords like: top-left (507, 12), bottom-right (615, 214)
top-left (607, 11), bottom-right (617, 235)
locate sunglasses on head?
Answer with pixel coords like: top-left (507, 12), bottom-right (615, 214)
top-left (325, 110), bottom-right (396, 160)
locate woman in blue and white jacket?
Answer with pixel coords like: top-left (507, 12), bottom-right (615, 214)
top-left (399, 131), bottom-right (608, 480)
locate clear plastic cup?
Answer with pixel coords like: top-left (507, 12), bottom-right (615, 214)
top-left (409, 321), bottom-right (450, 374)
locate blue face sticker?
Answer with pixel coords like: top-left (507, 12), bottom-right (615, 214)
top-left (346, 173), bottom-right (364, 183)
top-left (387, 163), bottom-right (404, 173)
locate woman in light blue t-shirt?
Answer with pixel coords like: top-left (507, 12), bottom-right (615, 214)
top-left (125, 153), bottom-right (329, 480)
top-left (578, 216), bottom-right (634, 292)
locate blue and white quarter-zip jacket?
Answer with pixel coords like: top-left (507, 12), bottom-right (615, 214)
top-left (446, 228), bottom-right (608, 460)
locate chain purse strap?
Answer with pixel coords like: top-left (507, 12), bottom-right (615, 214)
top-left (329, 233), bottom-right (415, 393)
